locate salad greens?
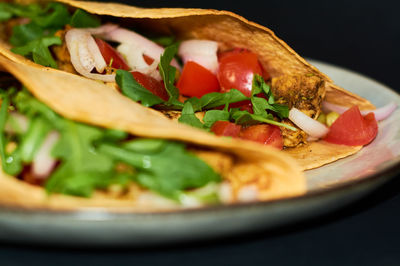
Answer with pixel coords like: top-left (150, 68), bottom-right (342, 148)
top-left (0, 88), bottom-right (221, 201)
top-left (116, 45), bottom-right (293, 131)
top-left (2, 2), bottom-right (101, 68)
top-left (3, 2), bottom-right (293, 133)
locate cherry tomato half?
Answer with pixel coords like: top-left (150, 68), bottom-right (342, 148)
top-left (217, 49), bottom-right (263, 97)
top-left (95, 38), bottom-right (130, 70)
top-left (323, 105), bottom-right (378, 146)
top-left (131, 71), bottom-right (169, 101)
top-left (177, 61), bottom-right (220, 98)
top-left (210, 121), bottom-right (241, 137)
top-left (239, 124), bottom-right (283, 149)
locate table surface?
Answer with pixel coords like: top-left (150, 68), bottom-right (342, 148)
top-left (1, 0), bottom-right (400, 265)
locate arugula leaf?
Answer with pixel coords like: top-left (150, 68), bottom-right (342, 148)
top-left (115, 69), bottom-right (164, 107)
top-left (70, 9), bottom-right (101, 28)
top-left (200, 89), bottom-right (248, 109)
top-left (11, 36), bottom-right (61, 68)
top-left (31, 3), bottom-right (70, 29)
top-left (19, 116), bottom-right (51, 163)
top-left (99, 141), bottom-right (220, 199)
top-left (251, 74), bottom-right (289, 119)
top-left (178, 101), bottom-right (204, 129)
top-left (0, 90), bottom-right (23, 175)
top-left (46, 170), bottom-right (134, 198)
top-left (0, 3), bottom-right (42, 20)
top-left (158, 44), bottom-right (183, 107)
top-left (151, 36), bottom-right (177, 47)
top-left (14, 89), bottom-right (64, 129)
top-left (123, 139), bottom-right (166, 153)
top-left (46, 121), bottom-right (115, 196)
top-left (9, 23), bottom-right (45, 47)
top-left (0, 4), bottom-right (13, 22)
top-left (230, 109), bottom-right (297, 130)
top-left (202, 109), bottom-right (230, 128)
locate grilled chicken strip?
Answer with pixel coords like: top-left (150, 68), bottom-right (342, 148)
top-left (271, 74), bottom-right (325, 119)
top-left (272, 74), bottom-right (326, 148)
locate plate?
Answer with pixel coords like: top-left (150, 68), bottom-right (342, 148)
top-left (0, 59), bottom-right (399, 246)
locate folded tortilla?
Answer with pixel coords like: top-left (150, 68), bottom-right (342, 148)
top-left (0, 55), bottom-right (305, 211)
top-left (0, 0), bottom-right (375, 171)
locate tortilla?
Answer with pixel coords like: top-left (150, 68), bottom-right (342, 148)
top-left (0, 0), bottom-right (375, 170)
top-left (0, 55), bottom-right (306, 211)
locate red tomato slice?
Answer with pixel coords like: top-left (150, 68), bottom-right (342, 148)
top-left (131, 71), bottom-right (169, 101)
top-left (323, 106), bottom-right (378, 146)
top-left (239, 124), bottom-right (283, 149)
top-left (177, 61), bottom-right (220, 98)
top-left (95, 38), bottom-right (130, 71)
top-left (217, 49), bottom-right (263, 97)
top-left (210, 121), bottom-right (241, 137)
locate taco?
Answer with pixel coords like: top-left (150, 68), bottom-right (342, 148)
top-left (0, 0), bottom-right (394, 171)
top-left (0, 55), bottom-right (305, 211)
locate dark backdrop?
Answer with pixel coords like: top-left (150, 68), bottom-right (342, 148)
top-left (1, 0), bottom-right (400, 265)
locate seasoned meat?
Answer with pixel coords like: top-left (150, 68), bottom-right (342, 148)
top-left (271, 74), bottom-right (325, 119)
top-left (51, 27), bottom-right (77, 74)
top-left (160, 110), bottom-right (205, 121)
top-left (279, 119), bottom-right (307, 148)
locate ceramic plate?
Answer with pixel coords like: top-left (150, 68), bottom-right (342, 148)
top-left (0, 59), bottom-right (399, 246)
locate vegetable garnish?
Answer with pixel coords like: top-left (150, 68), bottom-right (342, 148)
top-left (3, 2), bottom-right (101, 68)
top-left (0, 88), bottom-right (221, 201)
top-left (323, 106), bottom-right (378, 146)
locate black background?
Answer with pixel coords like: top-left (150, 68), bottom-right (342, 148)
top-left (1, 0), bottom-right (400, 265)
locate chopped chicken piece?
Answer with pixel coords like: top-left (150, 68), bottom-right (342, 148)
top-left (160, 110), bottom-right (205, 121)
top-left (271, 74), bottom-right (325, 119)
top-left (279, 119), bottom-right (307, 148)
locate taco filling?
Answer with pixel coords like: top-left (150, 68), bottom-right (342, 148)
top-left (0, 1), bottom-right (396, 162)
top-left (0, 76), bottom-right (302, 208)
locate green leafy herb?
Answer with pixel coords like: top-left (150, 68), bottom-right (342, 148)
top-left (11, 36), bottom-right (61, 68)
top-left (115, 69), bottom-right (164, 107)
top-left (251, 74), bottom-right (289, 119)
top-left (46, 121), bottom-right (116, 196)
top-left (31, 3), bottom-right (70, 29)
top-left (9, 23), bottom-right (45, 47)
top-left (99, 141), bottom-right (220, 199)
top-left (0, 4), bottom-right (13, 22)
top-left (0, 3), bottom-right (42, 20)
top-left (158, 44), bottom-right (183, 108)
top-left (202, 109), bottom-right (230, 128)
top-left (70, 9), bottom-right (101, 28)
top-left (14, 89), bottom-right (64, 129)
top-left (178, 101), bottom-right (204, 129)
top-left (199, 89), bottom-right (248, 109)
top-left (123, 139), bottom-right (166, 153)
top-left (150, 36), bottom-right (177, 47)
top-left (19, 117), bottom-right (51, 163)
top-left (230, 109), bottom-right (297, 130)
top-left (0, 90), bottom-right (23, 175)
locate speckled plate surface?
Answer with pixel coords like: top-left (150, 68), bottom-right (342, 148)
top-left (0, 59), bottom-right (399, 246)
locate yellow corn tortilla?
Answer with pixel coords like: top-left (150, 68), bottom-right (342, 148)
top-left (0, 55), bottom-right (306, 211)
top-left (0, 0), bottom-right (375, 170)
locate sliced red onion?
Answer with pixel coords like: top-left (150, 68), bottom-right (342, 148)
top-left (178, 40), bottom-right (219, 74)
top-left (32, 131), bottom-right (60, 179)
top-left (323, 101), bottom-right (397, 121)
top-left (99, 27), bottom-right (181, 71)
top-left (65, 29), bottom-right (115, 82)
top-left (289, 108), bottom-right (329, 138)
